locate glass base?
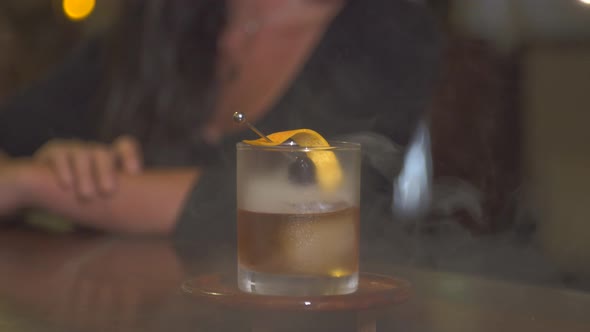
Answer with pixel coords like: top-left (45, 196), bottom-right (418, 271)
top-left (238, 267), bottom-right (358, 296)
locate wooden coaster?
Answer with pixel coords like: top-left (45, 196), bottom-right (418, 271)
top-left (182, 272), bottom-right (411, 312)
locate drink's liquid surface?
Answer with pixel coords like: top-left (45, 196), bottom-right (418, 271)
top-left (238, 207), bottom-right (359, 277)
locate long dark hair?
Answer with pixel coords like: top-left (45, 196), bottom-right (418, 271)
top-left (99, 0), bottom-right (227, 159)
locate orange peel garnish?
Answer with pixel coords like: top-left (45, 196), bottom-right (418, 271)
top-left (244, 129), bottom-right (343, 192)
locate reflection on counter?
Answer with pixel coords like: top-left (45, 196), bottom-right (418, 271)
top-left (0, 230), bottom-right (184, 332)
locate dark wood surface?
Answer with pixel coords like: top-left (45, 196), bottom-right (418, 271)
top-left (0, 229), bottom-right (588, 332)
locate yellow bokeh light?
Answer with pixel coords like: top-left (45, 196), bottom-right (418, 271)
top-left (580, 0), bottom-right (590, 5)
top-left (62, 0), bottom-right (96, 21)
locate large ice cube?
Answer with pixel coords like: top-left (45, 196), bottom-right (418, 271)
top-left (279, 207), bottom-right (357, 275)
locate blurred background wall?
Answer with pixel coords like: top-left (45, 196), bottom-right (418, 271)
top-left (0, 0), bottom-right (121, 100)
top-left (448, 0), bottom-right (590, 278)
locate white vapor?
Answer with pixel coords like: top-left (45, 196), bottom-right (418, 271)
top-left (392, 120), bottom-right (432, 220)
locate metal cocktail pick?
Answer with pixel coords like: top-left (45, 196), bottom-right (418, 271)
top-left (232, 112), bottom-right (273, 143)
top-left (232, 112), bottom-right (313, 184)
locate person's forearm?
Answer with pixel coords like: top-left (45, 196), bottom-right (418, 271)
top-left (24, 165), bottom-right (200, 234)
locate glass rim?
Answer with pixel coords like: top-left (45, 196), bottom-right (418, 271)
top-left (236, 140), bottom-right (361, 152)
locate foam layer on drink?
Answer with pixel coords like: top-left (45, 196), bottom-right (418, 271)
top-left (238, 175), bottom-right (357, 214)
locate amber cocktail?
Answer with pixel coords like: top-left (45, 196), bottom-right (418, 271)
top-left (237, 141), bottom-right (361, 296)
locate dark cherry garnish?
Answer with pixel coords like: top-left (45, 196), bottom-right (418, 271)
top-left (288, 156), bottom-right (316, 185)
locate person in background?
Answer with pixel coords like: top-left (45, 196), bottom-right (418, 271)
top-left (0, 0), bottom-right (441, 244)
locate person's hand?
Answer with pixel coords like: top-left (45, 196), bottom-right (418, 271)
top-left (33, 136), bottom-right (143, 199)
top-left (0, 158), bottom-right (36, 217)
